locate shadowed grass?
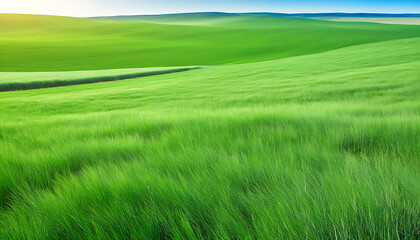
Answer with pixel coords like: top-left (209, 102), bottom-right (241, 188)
top-left (0, 67), bottom-right (200, 91)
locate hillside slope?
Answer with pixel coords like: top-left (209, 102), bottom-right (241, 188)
top-left (0, 38), bottom-right (419, 239)
top-left (1, 14), bottom-right (420, 71)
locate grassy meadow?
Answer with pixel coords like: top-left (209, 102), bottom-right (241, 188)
top-left (0, 13), bottom-right (419, 239)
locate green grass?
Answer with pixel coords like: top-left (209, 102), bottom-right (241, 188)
top-left (0, 67), bottom-right (199, 91)
top-left (2, 14), bottom-right (420, 71)
top-left (0, 35), bottom-right (419, 239)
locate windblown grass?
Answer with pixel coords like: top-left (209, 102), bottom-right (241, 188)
top-left (0, 37), bottom-right (419, 239)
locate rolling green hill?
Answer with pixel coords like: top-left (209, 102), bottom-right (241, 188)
top-left (93, 12), bottom-right (239, 25)
top-left (1, 14), bottom-right (420, 71)
top-left (0, 36), bottom-right (419, 239)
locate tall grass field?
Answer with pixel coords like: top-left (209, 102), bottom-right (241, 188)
top-left (0, 13), bottom-right (419, 239)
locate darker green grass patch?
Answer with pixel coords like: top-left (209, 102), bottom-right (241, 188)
top-left (0, 67), bottom-right (199, 91)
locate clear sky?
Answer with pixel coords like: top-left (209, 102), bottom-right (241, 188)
top-left (1, 0), bottom-right (419, 17)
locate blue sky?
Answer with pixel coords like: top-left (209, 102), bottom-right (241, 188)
top-left (2, 0), bottom-right (419, 17)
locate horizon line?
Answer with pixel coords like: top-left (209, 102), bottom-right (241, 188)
top-left (2, 11), bottom-right (420, 18)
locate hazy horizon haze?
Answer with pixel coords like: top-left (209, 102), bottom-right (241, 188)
top-left (1, 0), bottom-right (419, 17)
